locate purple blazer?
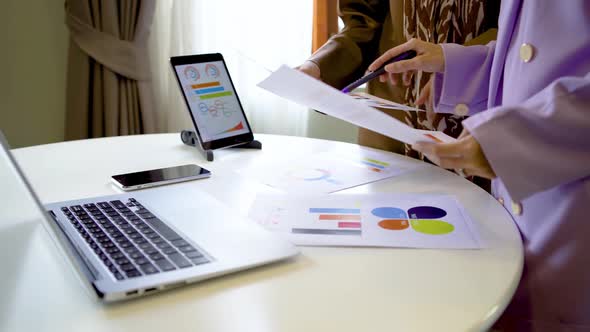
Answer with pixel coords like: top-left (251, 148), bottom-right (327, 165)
top-left (432, 1), bottom-right (590, 330)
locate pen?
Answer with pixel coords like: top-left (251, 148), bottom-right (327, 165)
top-left (341, 50), bottom-right (417, 93)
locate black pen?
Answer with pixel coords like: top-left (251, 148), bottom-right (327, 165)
top-left (341, 50), bottom-right (417, 93)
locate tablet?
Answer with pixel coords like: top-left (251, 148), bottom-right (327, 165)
top-left (170, 53), bottom-right (254, 150)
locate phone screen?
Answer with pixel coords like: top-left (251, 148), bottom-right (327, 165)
top-left (173, 59), bottom-right (252, 143)
top-left (112, 164), bottom-right (211, 188)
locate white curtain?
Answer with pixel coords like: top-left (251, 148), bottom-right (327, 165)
top-left (148, 0), bottom-right (313, 136)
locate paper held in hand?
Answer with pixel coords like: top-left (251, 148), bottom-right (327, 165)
top-left (350, 91), bottom-right (425, 112)
top-left (257, 65), bottom-right (455, 145)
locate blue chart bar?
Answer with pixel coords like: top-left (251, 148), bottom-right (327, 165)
top-left (195, 86), bottom-right (225, 95)
top-left (309, 208), bottom-right (361, 214)
top-left (292, 228), bottom-right (361, 236)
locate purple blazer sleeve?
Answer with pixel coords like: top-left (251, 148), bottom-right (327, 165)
top-left (463, 72), bottom-right (590, 201)
top-left (432, 42), bottom-right (496, 115)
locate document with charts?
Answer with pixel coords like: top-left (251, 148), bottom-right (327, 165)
top-left (248, 193), bottom-right (483, 249)
top-left (257, 65), bottom-right (454, 145)
top-left (237, 148), bottom-right (414, 194)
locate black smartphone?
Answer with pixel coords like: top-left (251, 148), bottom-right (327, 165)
top-left (170, 53), bottom-right (255, 150)
top-left (111, 164), bottom-right (211, 191)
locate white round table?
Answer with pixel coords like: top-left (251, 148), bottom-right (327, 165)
top-left (4, 133), bottom-right (523, 332)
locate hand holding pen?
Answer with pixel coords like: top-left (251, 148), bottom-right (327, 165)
top-left (341, 50), bottom-right (417, 93)
top-left (367, 39), bottom-right (445, 85)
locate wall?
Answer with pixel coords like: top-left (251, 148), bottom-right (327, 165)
top-left (0, 2), bottom-right (356, 148)
top-left (0, 1), bottom-right (68, 148)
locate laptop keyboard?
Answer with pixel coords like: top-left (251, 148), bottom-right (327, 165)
top-left (60, 198), bottom-right (210, 281)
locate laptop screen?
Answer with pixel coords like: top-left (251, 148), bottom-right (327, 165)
top-left (0, 133), bottom-right (49, 230)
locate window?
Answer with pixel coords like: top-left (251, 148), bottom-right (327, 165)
top-left (149, 0), bottom-right (314, 136)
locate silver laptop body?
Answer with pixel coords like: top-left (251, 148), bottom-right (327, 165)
top-left (0, 132), bottom-right (298, 302)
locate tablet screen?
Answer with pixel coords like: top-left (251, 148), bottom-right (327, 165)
top-left (173, 60), bottom-right (251, 143)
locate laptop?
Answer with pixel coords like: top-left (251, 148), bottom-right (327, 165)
top-left (0, 131), bottom-right (298, 302)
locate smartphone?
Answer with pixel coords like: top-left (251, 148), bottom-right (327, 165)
top-left (169, 53), bottom-right (254, 150)
top-left (111, 164), bottom-right (211, 191)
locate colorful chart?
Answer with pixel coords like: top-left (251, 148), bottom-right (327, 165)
top-left (311, 207), bottom-right (362, 229)
top-left (248, 193), bottom-right (481, 249)
top-left (191, 82), bottom-right (219, 89)
top-left (424, 133), bottom-right (443, 143)
top-left (196, 100), bottom-right (237, 118)
top-left (198, 100), bottom-right (224, 117)
top-left (378, 219), bottom-right (409, 230)
top-left (195, 86), bottom-right (225, 95)
top-left (184, 66), bottom-right (200, 81)
top-left (214, 121), bottom-right (244, 135)
top-left (188, 81), bottom-right (234, 100)
top-left (240, 150), bottom-right (410, 194)
top-left (373, 207), bottom-right (409, 230)
top-left (286, 168), bottom-right (340, 184)
top-left (410, 219), bottom-right (454, 235)
top-left (292, 228), bottom-right (360, 235)
top-left (205, 64), bottom-right (220, 78)
top-left (175, 61), bottom-right (250, 143)
top-left (372, 207), bottom-right (406, 218)
top-left (372, 206), bottom-right (454, 235)
top-left (359, 157), bottom-right (390, 173)
top-left (292, 207), bottom-right (362, 236)
top-left (408, 206), bottom-right (447, 219)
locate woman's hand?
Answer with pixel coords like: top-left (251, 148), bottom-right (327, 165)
top-left (368, 39), bottom-right (445, 84)
top-left (412, 129), bottom-right (497, 179)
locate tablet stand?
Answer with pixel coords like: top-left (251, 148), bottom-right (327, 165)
top-left (180, 130), bottom-right (261, 162)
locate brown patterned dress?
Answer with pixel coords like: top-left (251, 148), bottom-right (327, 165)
top-left (401, 0), bottom-right (491, 158)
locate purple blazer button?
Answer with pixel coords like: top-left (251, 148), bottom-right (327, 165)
top-left (511, 201), bottom-right (523, 216)
top-left (454, 103), bottom-right (469, 116)
top-left (520, 43), bottom-right (535, 63)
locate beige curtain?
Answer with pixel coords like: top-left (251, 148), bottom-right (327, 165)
top-left (64, 0), bottom-right (156, 140)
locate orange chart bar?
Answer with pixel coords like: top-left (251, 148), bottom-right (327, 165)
top-left (319, 214), bottom-right (361, 221)
top-left (191, 81), bottom-right (220, 89)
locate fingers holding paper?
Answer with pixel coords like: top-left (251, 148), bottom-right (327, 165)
top-left (369, 39), bottom-right (445, 84)
top-left (412, 129), bottom-right (497, 179)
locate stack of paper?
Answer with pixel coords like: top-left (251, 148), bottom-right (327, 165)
top-left (257, 65), bottom-right (454, 145)
top-left (248, 67), bottom-right (481, 250)
top-left (237, 148), bottom-right (414, 194)
top-left (249, 193), bottom-right (482, 249)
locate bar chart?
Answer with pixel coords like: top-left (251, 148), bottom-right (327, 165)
top-left (292, 207), bottom-right (363, 236)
